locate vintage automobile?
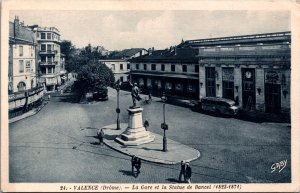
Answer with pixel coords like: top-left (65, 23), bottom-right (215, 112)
top-left (195, 97), bottom-right (239, 116)
top-left (93, 88), bottom-right (108, 101)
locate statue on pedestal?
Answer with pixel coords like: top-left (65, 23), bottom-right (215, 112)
top-left (131, 82), bottom-right (141, 108)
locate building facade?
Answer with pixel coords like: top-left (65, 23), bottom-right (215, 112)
top-left (100, 48), bottom-right (147, 82)
top-left (9, 17), bottom-right (38, 93)
top-left (8, 17), bottom-right (44, 118)
top-left (130, 48), bottom-right (199, 98)
top-left (180, 31), bottom-right (291, 114)
top-left (31, 25), bottom-right (66, 91)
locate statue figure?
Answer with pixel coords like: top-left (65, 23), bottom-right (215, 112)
top-left (131, 82), bottom-right (141, 107)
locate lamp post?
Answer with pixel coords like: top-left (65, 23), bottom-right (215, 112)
top-left (161, 92), bottom-right (168, 152)
top-left (115, 80), bottom-right (121, 130)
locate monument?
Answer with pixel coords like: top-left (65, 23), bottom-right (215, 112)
top-left (115, 83), bottom-right (155, 146)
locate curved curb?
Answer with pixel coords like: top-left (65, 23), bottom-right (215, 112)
top-left (101, 123), bottom-right (201, 165)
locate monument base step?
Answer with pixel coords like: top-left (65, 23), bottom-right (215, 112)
top-left (115, 133), bottom-right (155, 146)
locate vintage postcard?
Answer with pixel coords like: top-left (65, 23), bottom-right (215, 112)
top-left (1, 0), bottom-right (300, 192)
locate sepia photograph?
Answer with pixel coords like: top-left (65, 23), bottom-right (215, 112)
top-left (1, 0), bottom-right (299, 192)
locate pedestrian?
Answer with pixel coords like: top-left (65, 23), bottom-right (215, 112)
top-left (178, 160), bottom-right (186, 182)
top-left (185, 163), bottom-right (192, 184)
top-left (97, 129), bottom-right (105, 145)
top-left (135, 157), bottom-right (141, 177)
top-left (143, 120), bottom-right (149, 131)
top-left (131, 155), bottom-right (136, 176)
top-left (47, 94), bottom-right (51, 101)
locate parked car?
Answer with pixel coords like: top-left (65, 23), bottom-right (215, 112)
top-left (120, 81), bottom-right (132, 91)
top-left (93, 88), bottom-right (108, 101)
top-left (197, 97), bottom-right (239, 116)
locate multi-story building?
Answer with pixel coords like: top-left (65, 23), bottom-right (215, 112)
top-left (130, 47), bottom-right (199, 98)
top-left (100, 48), bottom-right (147, 82)
top-left (9, 16), bottom-right (38, 93)
top-left (130, 31), bottom-right (291, 115)
top-left (181, 31), bottom-right (291, 114)
top-left (8, 16), bottom-right (44, 118)
top-left (30, 25), bottom-right (66, 92)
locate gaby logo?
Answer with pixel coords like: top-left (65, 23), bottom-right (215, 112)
top-left (271, 160), bottom-right (287, 173)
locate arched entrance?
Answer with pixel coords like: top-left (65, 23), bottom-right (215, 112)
top-left (17, 81), bottom-right (26, 91)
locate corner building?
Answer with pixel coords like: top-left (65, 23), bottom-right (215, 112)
top-left (179, 31), bottom-right (291, 114)
top-left (31, 26), bottom-right (66, 92)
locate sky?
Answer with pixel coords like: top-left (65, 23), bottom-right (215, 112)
top-left (9, 10), bottom-right (290, 51)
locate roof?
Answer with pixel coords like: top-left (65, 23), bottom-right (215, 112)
top-left (9, 22), bottom-right (36, 44)
top-left (178, 31), bottom-right (291, 48)
top-left (108, 48), bottom-right (146, 59)
top-left (130, 48), bottom-right (198, 64)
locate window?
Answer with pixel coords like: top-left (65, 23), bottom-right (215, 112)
top-left (47, 56), bottom-right (52, 63)
top-left (41, 44), bottom-right (46, 52)
top-left (111, 64), bottom-right (115, 70)
top-left (171, 65), bottom-right (175, 72)
top-left (195, 65), bottom-right (199, 73)
top-left (31, 46), bottom-right (34, 57)
top-left (120, 64), bottom-right (123, 70)
top-left (161, 64), bottom-right (165, 71)
top-left (136, 63), bottom-right (139, 70)
top-left (127, 63), bottom-right (130, 70)
top-left (151, 64), bottom-right (156, 70)
top-left (120, 77), bottom-right (124, 82)
top-left (182, 65), bottom-right (187, 72)
top-left (41, 56), bottom-right (46, 62)
top-left (41, 33), bottom-right (46, 39)
top-left (19, 60), bottom-right (24, 73)
top-left (47, 44), bottom-right (52, 52)
top-left (47, 67), bottom-right (52, 74)
top-left (25, 61), bottom-right (31, 73)
top-left (47, 33), bottom-right (51, 39)
top-left (19, 46), bottom-right (23, 56)
top-left (144, 64), bottom-right (147, 70)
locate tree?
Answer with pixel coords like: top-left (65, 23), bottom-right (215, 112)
top-left (76, 61), bottom-right (115, 95)
top-left (61, 40), bottom-right (78, 72)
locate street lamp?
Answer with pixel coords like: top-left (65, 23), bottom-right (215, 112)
top-left (115, 80), bottom-right (121, 130)
top-left (161, 92), bottom-right (168, 152)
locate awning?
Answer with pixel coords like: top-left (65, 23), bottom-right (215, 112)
top-left (131, 72), bottom-right (199, 80)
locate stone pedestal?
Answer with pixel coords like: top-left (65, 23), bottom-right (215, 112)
top-left (115, 107), bottom-right (155, 146)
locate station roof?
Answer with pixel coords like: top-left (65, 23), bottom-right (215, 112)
top-left (130, 48), bottom-right (198, 64)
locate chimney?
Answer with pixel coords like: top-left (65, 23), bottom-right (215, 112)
top-left (152, 47), bottom-right (154, 52)
top-left (14, 16), bottom-right (20, 37)
top-left (174, 46), bottom-right (177, 55)
top-left (148, 48), bottom-right (152, 55)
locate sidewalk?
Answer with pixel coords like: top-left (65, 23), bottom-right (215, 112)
top-left (101, 123), bottom-right (200, 165)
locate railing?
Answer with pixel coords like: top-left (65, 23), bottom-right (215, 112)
top-left (39, 61), bottom-right (58, 66)
top-left (39, 50), bottom-right (57, 54)
top-left (9, 86), bottom-right (45, 119)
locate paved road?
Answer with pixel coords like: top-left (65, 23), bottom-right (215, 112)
top-left (9, 87), bottom-right (291, 183)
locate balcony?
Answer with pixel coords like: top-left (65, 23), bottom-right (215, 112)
top-left (39, 61), bottom-right (58, 66)
top-left (39, 50), bottom-right (57, 55)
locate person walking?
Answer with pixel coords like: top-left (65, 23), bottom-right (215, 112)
top-left (131, 155), bottom-right (136, 176)
top-left (178, 160), bottom-right (186, 182)
top-left (47, 94), bottom-right (51, 101)
top-left (185, 163), bottom-right (192, 184)
top-left (97, 129), bottom-right (105, 145)
top-left (135, 157), bottom-right (141, 177)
